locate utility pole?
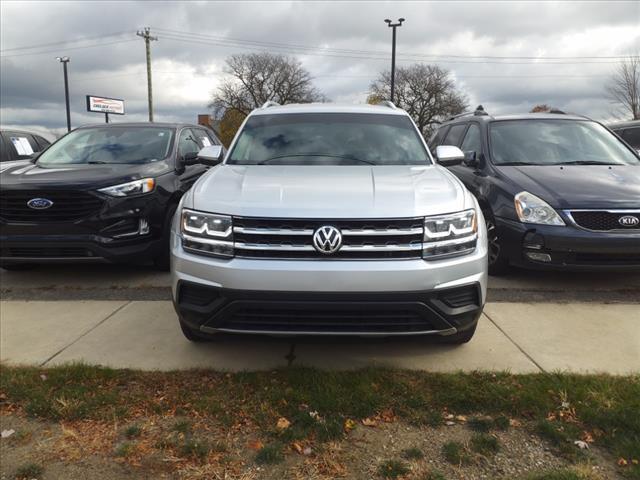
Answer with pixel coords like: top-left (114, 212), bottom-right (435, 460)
top-left (136, 27), bottom-right (157, 122)
top-left (56, 56), bottom-right (71, 132)
top-left (384, 18), bottom-right (405, 103)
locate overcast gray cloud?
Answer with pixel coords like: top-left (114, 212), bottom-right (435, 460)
top-left (1, 0), bottom-right (638, 138)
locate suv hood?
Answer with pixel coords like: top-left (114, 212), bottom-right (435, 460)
top-left (498, 165), bottom-right (640, 209)
top-left (0, 161), bottom-right (170, 189)
top-left (190, 165), bottom-right (471, 218)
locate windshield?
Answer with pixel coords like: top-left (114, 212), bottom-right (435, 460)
top-left (227, 113), bottom-right (431, 166)
top-left (37, 127), bottom-right (174, 166)
top-left (489, 119), bottom-right (640, 166)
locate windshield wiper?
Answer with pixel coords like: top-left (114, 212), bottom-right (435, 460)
top-left (87, 161), bottom-right (108, 164)
top-left (553, 161), bottom-right (617, 166)
top-left (257, 154), bottom-right (375, 165)
top-left (496, 162), bottom-right (539, 166)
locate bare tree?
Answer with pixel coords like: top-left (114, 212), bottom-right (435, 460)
top-left (369, 64), bottom-right (468, 137)
top-left (606, 55), bottom-right (640, 120)
top-left (530, 104), bottom-right (551, 113)
top-left (209, 53), bottom-right (325, 119)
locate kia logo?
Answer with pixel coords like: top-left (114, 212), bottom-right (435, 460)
top-left (27, 198), bottom-right (54, 210)
top-left (618, 215), bottom-right (639, 227)
top-left (312, 226), bottom-right (342, 254)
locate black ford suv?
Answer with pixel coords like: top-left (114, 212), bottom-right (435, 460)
top-left (429, 108), bottom-right (640, 274)
top-left (0, 123), bottom-right (223, 270)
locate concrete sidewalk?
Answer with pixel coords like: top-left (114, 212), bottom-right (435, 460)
top-left (1, 301), bottom-right (638, 374)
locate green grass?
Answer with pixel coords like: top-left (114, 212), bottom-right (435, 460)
top-left (470, 433), bottom-right (500, 456)
top-left (255, 443), bottom-right (284, 465)
top-left (402, 447), bottom-right (424, 460)
top-left (441, 441), bottom-right (472, 465)
top-left (423, 471), bottom-right (447, 480)
top-left (179, 438), bottom-right (210, 460)
top-left (123, 424), bottom-right (141, 439)
top-left (378, 459), bottom-right (410, 479)
top-left (114, 441), bottom-right (134, 457)
top-left (1, 365), bottom-right (638, 477)
top-left (172, 419), bottom-right (192, 434)
top-left (14, 463), bottom-right (44, 479)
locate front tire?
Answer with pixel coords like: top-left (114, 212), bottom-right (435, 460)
top-left (484, 211), bottom-right (510, 276)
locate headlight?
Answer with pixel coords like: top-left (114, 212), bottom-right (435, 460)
top-left (423, 209), bottom-right (478, 260)
top-left (180, 209), bottom-right (233, 258)
top-left (514, 192), bottom-right (565, 226)
top-left (98, 178), bottom-right (155, 197)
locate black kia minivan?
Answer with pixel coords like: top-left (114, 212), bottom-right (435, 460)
top-left (429, 108), bottom-right (640, 274)
top-left (0, 123), bottom-right (224, 270)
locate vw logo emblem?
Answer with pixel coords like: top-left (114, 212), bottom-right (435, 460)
top-left (312, 225), bottom-right (342, 254)
top-left (618, 215), bottom-right (639, 227)
top-left (27, 198), bottom-right (54, 210)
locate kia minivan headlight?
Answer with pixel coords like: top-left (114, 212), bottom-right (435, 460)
top-left (514, 191), bottom-right (565, 226)
top-left (423, 209), bottom-right (478, 260)
top-left (180, 209), bottom-right (234, 257)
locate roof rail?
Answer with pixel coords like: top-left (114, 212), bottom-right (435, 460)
top-left (261, 100), bottom-right (280, 109)
top-left (376, 100), bottom-right (397, 109)
top-left (446, 105), bottom-right (490, 121)
top-left (549, 108), bottom-right (565, 114)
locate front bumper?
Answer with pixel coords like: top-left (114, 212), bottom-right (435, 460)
top-left (0, 192), bottom-right (166, 265)
top-left (496, 217), bottom-right (640, 270)
top-left (171, 228), bottom-right (488, 336)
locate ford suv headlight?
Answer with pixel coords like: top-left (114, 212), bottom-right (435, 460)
top-left (181, 209), bottom-right (234, 257)
top-left (423, 209), bottom-right (478, 260)
top-left (98, 178), bottom-right (155, 197)
top-left (514, 191), bottom-right (565, 226)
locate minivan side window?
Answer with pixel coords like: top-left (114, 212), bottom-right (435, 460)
top-left (460, 123), bottom-right (482, 155)
top-left (442, 124), bottom-right (467, 147)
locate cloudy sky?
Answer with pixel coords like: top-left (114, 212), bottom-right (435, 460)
top-left (1, 0), bottom-right (638, 139)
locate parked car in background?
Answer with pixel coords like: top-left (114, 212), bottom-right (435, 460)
top-left (0, 129), bottom-right (52, 171)
top-left (429, 108), bottom-right (640, 274)
top-left (172, 102), bottom-right (487, 344)
top-left (0, 123), bottom-right (222, 270)
top-left (609, 120), bottom-right (640, 154)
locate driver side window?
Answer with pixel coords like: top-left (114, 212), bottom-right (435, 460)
top-left (177, 129), bottom-right (200, 159)
top-left (460, 124), bottom-right (482, 155)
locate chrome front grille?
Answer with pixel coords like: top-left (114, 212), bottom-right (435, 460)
top-left (232, 217), bottom-right (424, 259)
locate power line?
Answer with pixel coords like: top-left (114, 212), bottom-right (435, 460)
top-left (0, 31), bottom-right (132, 52)
top-left (0, 39), bottom-right (137, 58)
top-left (153, 27), bottom-right (626, 64)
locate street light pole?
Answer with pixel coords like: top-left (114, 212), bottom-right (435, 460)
top-left (384, 18), bottom-right (405, 103)
top-left (56, 56), bottom-right (71, 132)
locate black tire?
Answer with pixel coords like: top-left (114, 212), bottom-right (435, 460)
top-left (1, 264), bottom-right (36, 271)
top-left (179, 318), bottom-right (213, 342)
top-left (153, 204), bottom-right (178, 271)
top-left (483, 210), bottom-right (510, 276)
top-left (435, 323), bottom-right (477, 344)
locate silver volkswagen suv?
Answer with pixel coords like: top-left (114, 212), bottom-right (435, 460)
top-left (171, 102), bottom-right (488, 343)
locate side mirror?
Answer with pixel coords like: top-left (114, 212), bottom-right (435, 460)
top-left (435, 145), bottom-right (465, 166)
top-left (196, 145), bottom-right (224, 166)
top-left (463, 151), bottom-right (479, 168)
top-left (29, 152), bottom-right (42, 163)
top-left (182, 151), bottom-right (199, 166)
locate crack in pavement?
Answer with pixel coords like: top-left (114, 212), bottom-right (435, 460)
top-left (484, 311), bottom-right (546, 373)
top-left (285, 343), bottom-right (297, 366)
top-left (39, 301), bottom-right (132, 367)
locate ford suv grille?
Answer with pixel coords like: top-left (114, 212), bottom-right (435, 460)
top-left (233, 217), bottom-right (424, 259)
top-left (0, 190), bottom-right (104, 222)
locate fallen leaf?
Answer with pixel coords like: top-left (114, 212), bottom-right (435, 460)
top-left (632, 459), bottom-right (639, 465)
top-left (361, 418), bottom-right (377, 427)
top-left (574, 440), bottom-right (589, 450)
top-left (509, 419), bottom-right (522, 428)
top-left (444, 414), bottom-right (454, 420)
top-left (445, 421), bottom-right (456, 426)
top-left (291, 441), bottom-right (303, 454)
top-left (276, 417), bottom-right (291, 430)
top-left (1, 429), bottom-right (15, 439)
top-left (344, 419), bottom-right (357, 432)
top-left (455, 415), bottom-right (467, 423)
top-left (247, 440), bottom-right (264, 451)
top-left (379, 409), bottom-right (395, 423)
top-left (581, 431), bottom-right (594, 443)
top-left (40, 374), bottom-right (47, 381)
top-left (309, 411), bottom-right (320, 421)
top-left (618, 458), bottom-right (628, 466)
top-left (303, 447), bottom-right (312, 456)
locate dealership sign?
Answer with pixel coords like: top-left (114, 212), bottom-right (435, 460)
top-left (86, 95), bottom-right (125, 115)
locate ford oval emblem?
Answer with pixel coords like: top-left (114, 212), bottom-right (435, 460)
top-left (618, 215), bottom-right (639, 227)
top-left (27, 198), bottom-right (54, 210)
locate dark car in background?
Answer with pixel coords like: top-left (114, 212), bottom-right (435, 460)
top-left (609, 120), bottom-right (640, 154)
top-left (429, 108), bottom-right (640, 274)
top-left (0, 129), bottom-right (51, 168)
top-left (0, 122), bottom-right (223, 270)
